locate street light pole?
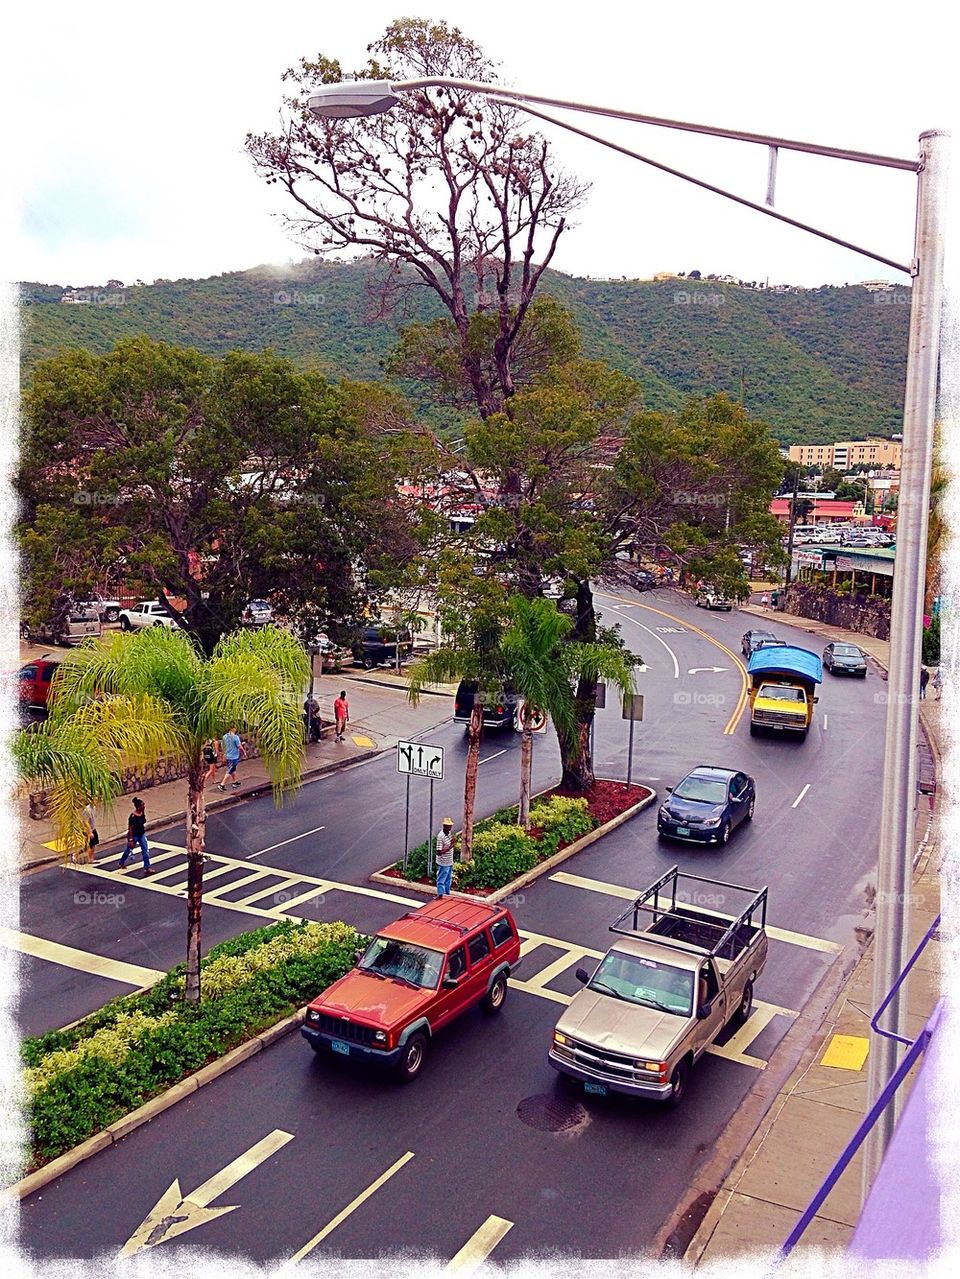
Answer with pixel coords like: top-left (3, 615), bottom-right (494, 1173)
top-left (862, 129), bottom-right (949, 1194)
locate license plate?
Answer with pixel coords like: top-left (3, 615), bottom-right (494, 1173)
top-left (676, 826), bottom-right (690, 836)
top-left (584, 1081), bottom-right (607, 1096)
top-left (331, 1039), bottom-right (350, 1055)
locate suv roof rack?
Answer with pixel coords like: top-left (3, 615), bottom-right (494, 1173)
top-left (610, 865), bottom-right (768, 960)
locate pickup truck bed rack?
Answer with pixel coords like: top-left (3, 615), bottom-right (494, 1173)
top-left (610, 865), bottom-right (768, 961)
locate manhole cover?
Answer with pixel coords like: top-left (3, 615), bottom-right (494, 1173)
top-left (516, 1093), bottom-right (588, 1133)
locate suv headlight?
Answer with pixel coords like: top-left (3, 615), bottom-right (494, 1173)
top-left (373, 1030), bottom-right (387, 1044)
top-left (306, 1009), bottom-right (321, 1024)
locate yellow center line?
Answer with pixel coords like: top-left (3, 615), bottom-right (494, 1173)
top-left (596, 590), bottom-right (749, 734)
top-left (289, 1151), bottom-right (415, 1263)
top-left (0, 927), bottom-right (164, 987)
top-left (445, 1215), bottom-right (514, 1274)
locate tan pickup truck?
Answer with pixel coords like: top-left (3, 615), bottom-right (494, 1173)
top-left (548, 867), bottom-right (768, 1107)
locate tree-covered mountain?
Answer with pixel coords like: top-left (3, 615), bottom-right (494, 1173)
top-left (20, 260), bottom-right (909, 443)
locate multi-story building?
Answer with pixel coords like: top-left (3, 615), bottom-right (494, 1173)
top-left (788, 438), bottom-right (902, 470)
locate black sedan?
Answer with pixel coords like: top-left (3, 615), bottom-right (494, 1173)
top-left (657, 766), bottom-right (756, 845)
top-left (823, 642), bottom-right (868, 677)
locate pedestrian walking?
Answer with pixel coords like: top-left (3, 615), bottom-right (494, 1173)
top-left (82, 799), bottom-right (99, 865)
top-left (119, 797), bottom-right (152, 874)
top-left (334, 690), bottom-right (349, 743)
top-left (216, 725), bottom-right (247, 790)
top-left (933, 667), bottom-right (943, 700)
top-left (435, 817), bottom-right (455, 897)
top-left (201, 738), bottom-right (220, 788)
top-left (760, 592), bottom-right (770, 607)
top-left (919, 666), bottom-right (929, 700)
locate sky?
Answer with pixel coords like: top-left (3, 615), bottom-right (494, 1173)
top-left (2, 0), bottom-right (957, 290)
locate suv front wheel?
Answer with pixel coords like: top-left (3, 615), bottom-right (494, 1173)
top-left (481, 973), bottom-right (507, 1015)
top-left (396, 1033), bottom-right (427, 1082)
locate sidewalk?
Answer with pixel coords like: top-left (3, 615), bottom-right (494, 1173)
top-left (20, 675), bottom-right (454, 871)
top-left (683, 604), bottom-right (942, 1263)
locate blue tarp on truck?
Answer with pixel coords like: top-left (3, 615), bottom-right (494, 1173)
top-left (747, 645), bottom-right (823, 685)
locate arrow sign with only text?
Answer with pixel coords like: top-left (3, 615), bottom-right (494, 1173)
top-left (397, 739), bottom-right (445, 780)
top-left (120, 1129), bottom-right (294, 1255)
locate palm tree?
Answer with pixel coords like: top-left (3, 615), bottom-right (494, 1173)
top-left (15, 625), bottom-right (308, 1001)
top-left (407, 609), bottom-right (506, 863)
top-left (501, 597), bottom-right (638, 826)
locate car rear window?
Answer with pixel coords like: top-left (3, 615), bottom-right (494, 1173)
top-left (490, 917), bottom-right (514, 948)
top-left (468, 931), bottom-right (491, 964)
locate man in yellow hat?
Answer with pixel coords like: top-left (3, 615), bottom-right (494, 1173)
top-left (436, 817), bottom-right (455, 896)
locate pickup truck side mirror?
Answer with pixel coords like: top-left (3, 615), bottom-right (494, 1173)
top-left (575, 966), bottom-right (589, 983)
top-left (697, 1002), bottom-right (713, 1020)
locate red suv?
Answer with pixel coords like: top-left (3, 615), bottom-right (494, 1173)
top-left (19, 657), bottom-right (61, 710)
top-left (302, 897), bottom-right (523, 1081)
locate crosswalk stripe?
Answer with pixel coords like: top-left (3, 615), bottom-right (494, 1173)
top-left (520, 950), bottom-right (586, 991)
top-left (549, 871), bottom-right (842, 954)
top-left (207, 872), bottom-right (284, 903)
top-left (0, 927), bottom-right (163, 987)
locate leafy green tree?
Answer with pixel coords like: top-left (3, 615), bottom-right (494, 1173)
top-left (19, 338), bottom-right (419, 651)
top-left (15, 626), bottom-right (309, 1001)
top-left (501, 596), bottom-right (636, 823)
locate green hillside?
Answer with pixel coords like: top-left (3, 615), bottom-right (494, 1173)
top-left (20, 261), bottom-right (909, 443)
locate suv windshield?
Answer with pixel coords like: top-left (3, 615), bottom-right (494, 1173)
top-left (359, 937), bottom-right (444, 989)
top-left (590, 952), bottom-right (693, 1016)
top-left (674, 777), bottom-right (727, 804)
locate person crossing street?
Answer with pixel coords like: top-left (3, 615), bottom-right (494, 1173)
top-left (216, 726), bottom-right (247, 790)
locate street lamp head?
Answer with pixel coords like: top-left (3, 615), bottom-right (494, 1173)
top-left (308, 81), bottom-right (400, 120)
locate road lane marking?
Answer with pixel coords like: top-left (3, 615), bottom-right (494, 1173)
top-left (508, 978), bottom-right (571, 1006)
top-left (290, 1151), bottom-right (415, 1263)
top-left (596, 592), bottom-right (749, 732)
top-left (823, 714), bottom-right (829, 731)
top-left (548, 871), bottom-right (842, 954)
top-left (250, 825), bottom-right (327, 859)
top-left (521, 949), bottom-right (587, 990)
top-left (705, 1001), bottom-right (797, 1069)
top-left (792, 784), bottom-right (811, 808)
top-left (445, 1215), bottom-right (514, 1274)
top-left (0, 928), bottom-right (164, 987)
top-left (615, 614), bottom-right (681, 678)
top-left (478, 749), bottom-right (507, 765)
top-left (121, 1129), bottom-right (293, 1255)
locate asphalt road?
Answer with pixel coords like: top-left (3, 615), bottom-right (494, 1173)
top-left (17, 588), bottom-right (889, 1261)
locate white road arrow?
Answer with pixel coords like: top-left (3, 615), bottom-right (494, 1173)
top-left (120, 1129), bottom-right (294, 1256)
top-left (687, 666), bottom-right (728, 674)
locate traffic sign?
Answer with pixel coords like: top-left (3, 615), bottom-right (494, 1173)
top-left (622, 693), bottom-right (644, 721)
top-left (397, 739), bottom-right (445, 779)
top-left (513, 700), bottom-right (547, 733)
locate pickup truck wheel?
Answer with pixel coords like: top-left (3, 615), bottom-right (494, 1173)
top-left (362, 654), bottom-right (377, 670)
top-left (120, 617), bottom-right (132, 631)
top-left (481, 973), bottom-right (507, 1014)
top-left (396, 1033), bottom-right (427, 1082)
top-left (666, 1060), bottom-right (689, 1108)
top-left (104, 608), bottom-right (119, 623)
top-left (749, 723), bottom-right (758, 737)
top-left (732, 980), bottom-right (754, 1027)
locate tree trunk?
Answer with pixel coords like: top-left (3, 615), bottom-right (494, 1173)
top-left (558, 579), bottom-right (597, 793)
top-left (184, 762), bottom-right (207, 1003)
top-left (518, 717), bottom-right (533, 829)
top-left (461, 701), bottom-right (483, 862)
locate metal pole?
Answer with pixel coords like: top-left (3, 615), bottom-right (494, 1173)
top-left (862, 129), bottom-right (949, 1199)
top-left (402, 773), bottom-right (411, 874)
top-left (627, 716), bottom-right (635, 787)
top-left (784, 466), bottom-right (800, 587)
top-left (427, 779), bottom-right (435, 879)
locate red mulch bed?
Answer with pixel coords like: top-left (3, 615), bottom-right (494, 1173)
top-left (379, 778), bottom-right (652, 896)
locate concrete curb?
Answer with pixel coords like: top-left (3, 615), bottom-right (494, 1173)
top-left (10, 1006), bottom-right (308, 1200)
top-left (341, 670), bottom-right (455, 697)
top-left (21, 747), bottom-right (383, 874)
top-left (370, 784), bottom-right (658, 905)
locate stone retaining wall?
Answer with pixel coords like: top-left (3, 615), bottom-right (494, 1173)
top-left (780, 583), bottom-right (891, 640)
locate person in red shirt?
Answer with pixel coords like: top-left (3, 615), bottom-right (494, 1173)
top-left (334, 691), bottom-right (349, 742)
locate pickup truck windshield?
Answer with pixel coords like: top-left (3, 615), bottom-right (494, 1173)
top-left (359, 937), bottom-right (443, 989)
top-left (673, 778), bottom-right (727, 804)
top-left (759, 685), bottom-right (806, 702)
top-left (590, 952), bottom-right (693, 1016)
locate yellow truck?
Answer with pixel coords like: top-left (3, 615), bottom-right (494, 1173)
top-left (747, 645), bottom-right (823, 740)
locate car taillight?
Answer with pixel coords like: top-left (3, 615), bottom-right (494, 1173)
top-left (497, 705), bottom-right (504, 714)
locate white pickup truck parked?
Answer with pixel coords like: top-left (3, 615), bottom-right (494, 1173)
top-left (118, 601), bottom-right (180, 631)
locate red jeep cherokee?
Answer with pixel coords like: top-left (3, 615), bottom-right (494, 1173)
top-left (301, 897), bottom-right (522, 1081)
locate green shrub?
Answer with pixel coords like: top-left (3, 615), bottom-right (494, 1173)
top-left (528, 796), bottom-right (595, 853)
top-left (23, 921), bottom-right (363, 1169)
